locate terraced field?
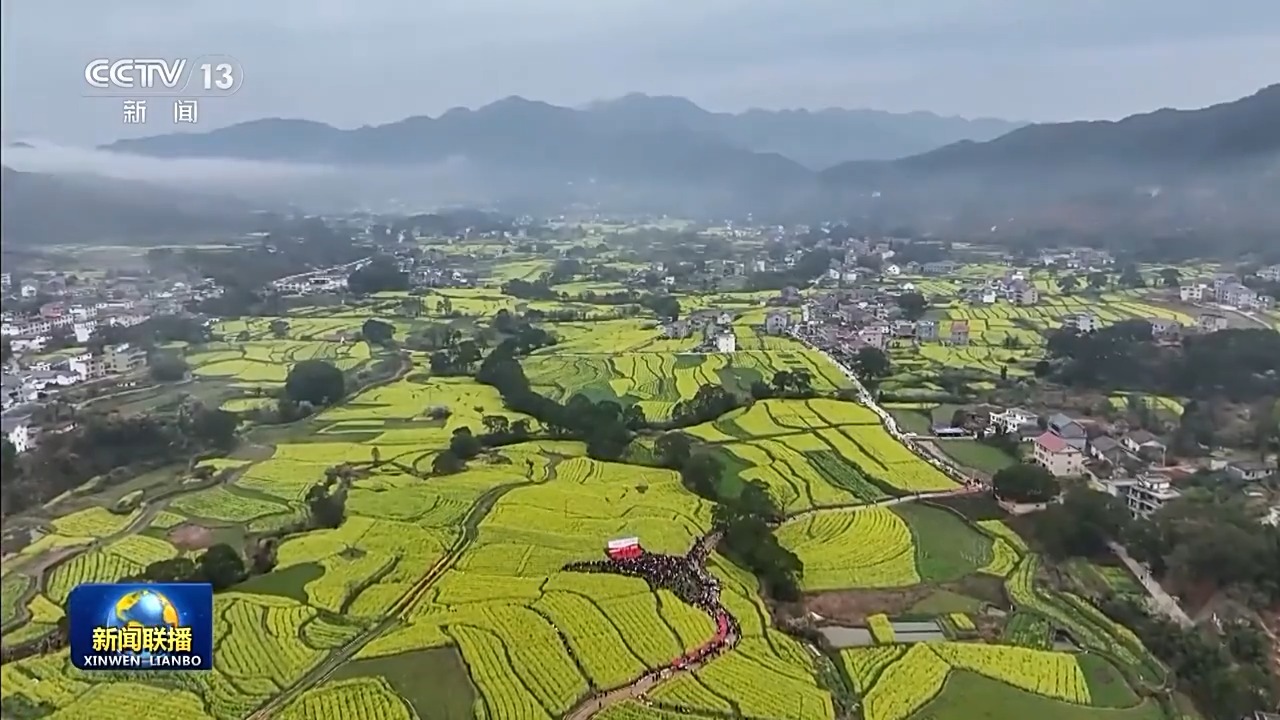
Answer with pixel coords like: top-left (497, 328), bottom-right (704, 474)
top-left (0, 277), bottom-right (1175, 720)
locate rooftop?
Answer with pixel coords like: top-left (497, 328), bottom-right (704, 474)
top-left (1034, 432), bottom-right (1076, 454)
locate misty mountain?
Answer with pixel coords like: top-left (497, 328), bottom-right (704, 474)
top-left (98, 94), bottom-right (1021, 182)
top-left (1, 166), bottom-right (258, 244)
top-left (100, 97), bottom-right (812, 199)
top-left (814, 84), bottom-right (1280, 234)
top-left (582, 94), bottom-right (1022, 166)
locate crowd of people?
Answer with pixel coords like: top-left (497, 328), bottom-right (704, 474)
top-left (563, 546), bottom-right (712, 608)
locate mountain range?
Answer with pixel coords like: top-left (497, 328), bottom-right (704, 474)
top-left (102, 94), bottom-right (1024, 171)
top-left (7, 85), bottom-right (1278, 240)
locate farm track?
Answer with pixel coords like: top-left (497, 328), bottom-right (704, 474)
top-left (247, 478), bottom-right (531, 719)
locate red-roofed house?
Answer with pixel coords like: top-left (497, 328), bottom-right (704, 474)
top-left (1033, 432), bottom-right (1085, 477)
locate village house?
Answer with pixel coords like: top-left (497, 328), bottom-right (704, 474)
top-left (1047, 413), bottom-right (1088, 451)
top-left (1064, 313), bottom-right (1100, 333)
top-left (1032, 432), bottom-right (1086, 477)
top-left (10, 335), bottom-right (49, 353)
top-left (1125, 474), bottom-right (1181, 519)
top-left (1011, 282), bottom-right (1039, 306)
top-left (1089, 436), bottom-right (1128, 465)
top-left (855, 325), bottom-right (888, 350)
top-left (949, 320), bottom-right (970, 345)
top-left (989, 407), bottom-right (1038, 436)
top-left (1179, 283), bottom-right (1208, 302)
top-left (1226, 460), bottom-right (1276, 482)
top-left (1217, 282), bottom-right (1258, 309)
top-left (1258, 265), bottom-right (1280, 282)
top-left (1148, 318), bottom-right (1182, 343)
top-left (916, 319), bottom-right (939, 342)
top-left (764, 310), bottom-right (790, 335)
top-left (2, 416), bottom-right (34, 453)
top-left (892, 320), bottom-right (916, 339)
top-left (662, 320), bottom-right (692, 339)
top-left (1196, 313), bottom-right (1229, 333)
top-left (1121, 430), bottom-right (1167, 464)
top-left (714, 332), bottom-right (736, 353)
top-left (103, 343), bottom-right (147, 375)
top-left (922, 261), bottom-right (956, 276)
top-left (19, 280), bottom-right (39, 298)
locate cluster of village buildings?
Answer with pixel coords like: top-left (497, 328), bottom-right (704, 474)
top-left (0, 272), bottom-right (229, 453)
top-left (1178, 269), bottom-right (1277, 313)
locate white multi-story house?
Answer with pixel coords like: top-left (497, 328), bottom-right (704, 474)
top-left (714, 332), bottom-right (736, 353)
top-left (764, 310), bottom-right (790, 335)
top-left (73, 321), bottom-right (98, 343)
top-left (69, 354), bottom-right (105, 380)
top-left (1258, 265), bottom-right (1280, 282)
top-left (3, 417), bottom-right (34, 453)
top-left (1217, 283), bottom-right (1258, 309)
top-left (989, 407), bottom-right (1038, 436)
top-left (1179, 284), bottom-right (1206, 302)
top-left (1064, 313), bottom-right (1100, 333)
top-left (1032, 432), bottom-right (1086, 477)
top-left (1126, 474), bottom-right (1181, 519)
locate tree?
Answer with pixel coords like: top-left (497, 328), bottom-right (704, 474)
top-left (1057, 275), bottom-right (1080, 294)
top-left (655, 432), bottom-right (693, 469)
top-left (449, 427), bottom-right (482, 459)
top-left (896, 291), bottom-right (928, 321)
top-left (347, 257), bottom-right (409, 294)
top-left (850, 347), bottom-right (891, 380)
top-left (361, 318), bottom-right (395, 346)
top-left (1118, 264), bottom-right (1146, 288)
top-left (284, 360), bottom-right (345, 406)
top-left (481, 415), bottom-right (510, 435)
top-left (1033, 487), bottom-right (1129, 558)
top-left (992, 463), bottom-right (1060, 503)
top-left (431, 450), bottom-right (466, 475)
top-left (491, 309), bottom-right (519, 334)
top-left (1087, 271), bottom-right (1110, 290)
top-left (197, 543), bottom-right (246, 590)
top-left (269, 319), bottom-right (289, 338)
top-left (1159, 268), bottom-right (1182, 287)
top-left (771, 371), bottom-right (793, 394)
top-left (149, 354), bottom-right (189, 382)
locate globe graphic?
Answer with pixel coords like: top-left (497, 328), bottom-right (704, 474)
top-left (104, 590), bottom-right (181, 663)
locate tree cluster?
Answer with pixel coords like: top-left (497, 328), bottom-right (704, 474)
top-left (347, 256), bottom-right (409, 294)
top-left (991, 463), bottom-right (1060, 504)
top-left (476, 340), bottom-right (644, 460)
top-left (1, 405), bottom-right (239, 517)
top-left (750, 370), bottom-right (815, 400)
top-left (1046, 323), bottom-right (1280, 402)
top-left (284, 360), bottom-right (346, 406)
top-left (654, 432), bottom-right (802, 600)
top-left (119, 543), bottom-right (247, 591)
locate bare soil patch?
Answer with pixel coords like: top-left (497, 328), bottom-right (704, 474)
top-left (804, 577), bottom-right (1009, 625)
top-left (168, 523), bottom-right (214, 551)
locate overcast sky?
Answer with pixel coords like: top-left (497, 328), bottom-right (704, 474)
top-left (2, 0), bottom-right (1277, 145)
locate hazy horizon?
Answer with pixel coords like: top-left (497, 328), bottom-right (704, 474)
top-left (3, 0), bottom-right (1277, 145)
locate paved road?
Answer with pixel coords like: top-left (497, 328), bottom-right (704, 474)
top-left (1108, 541), bottom-right (1193, 627)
